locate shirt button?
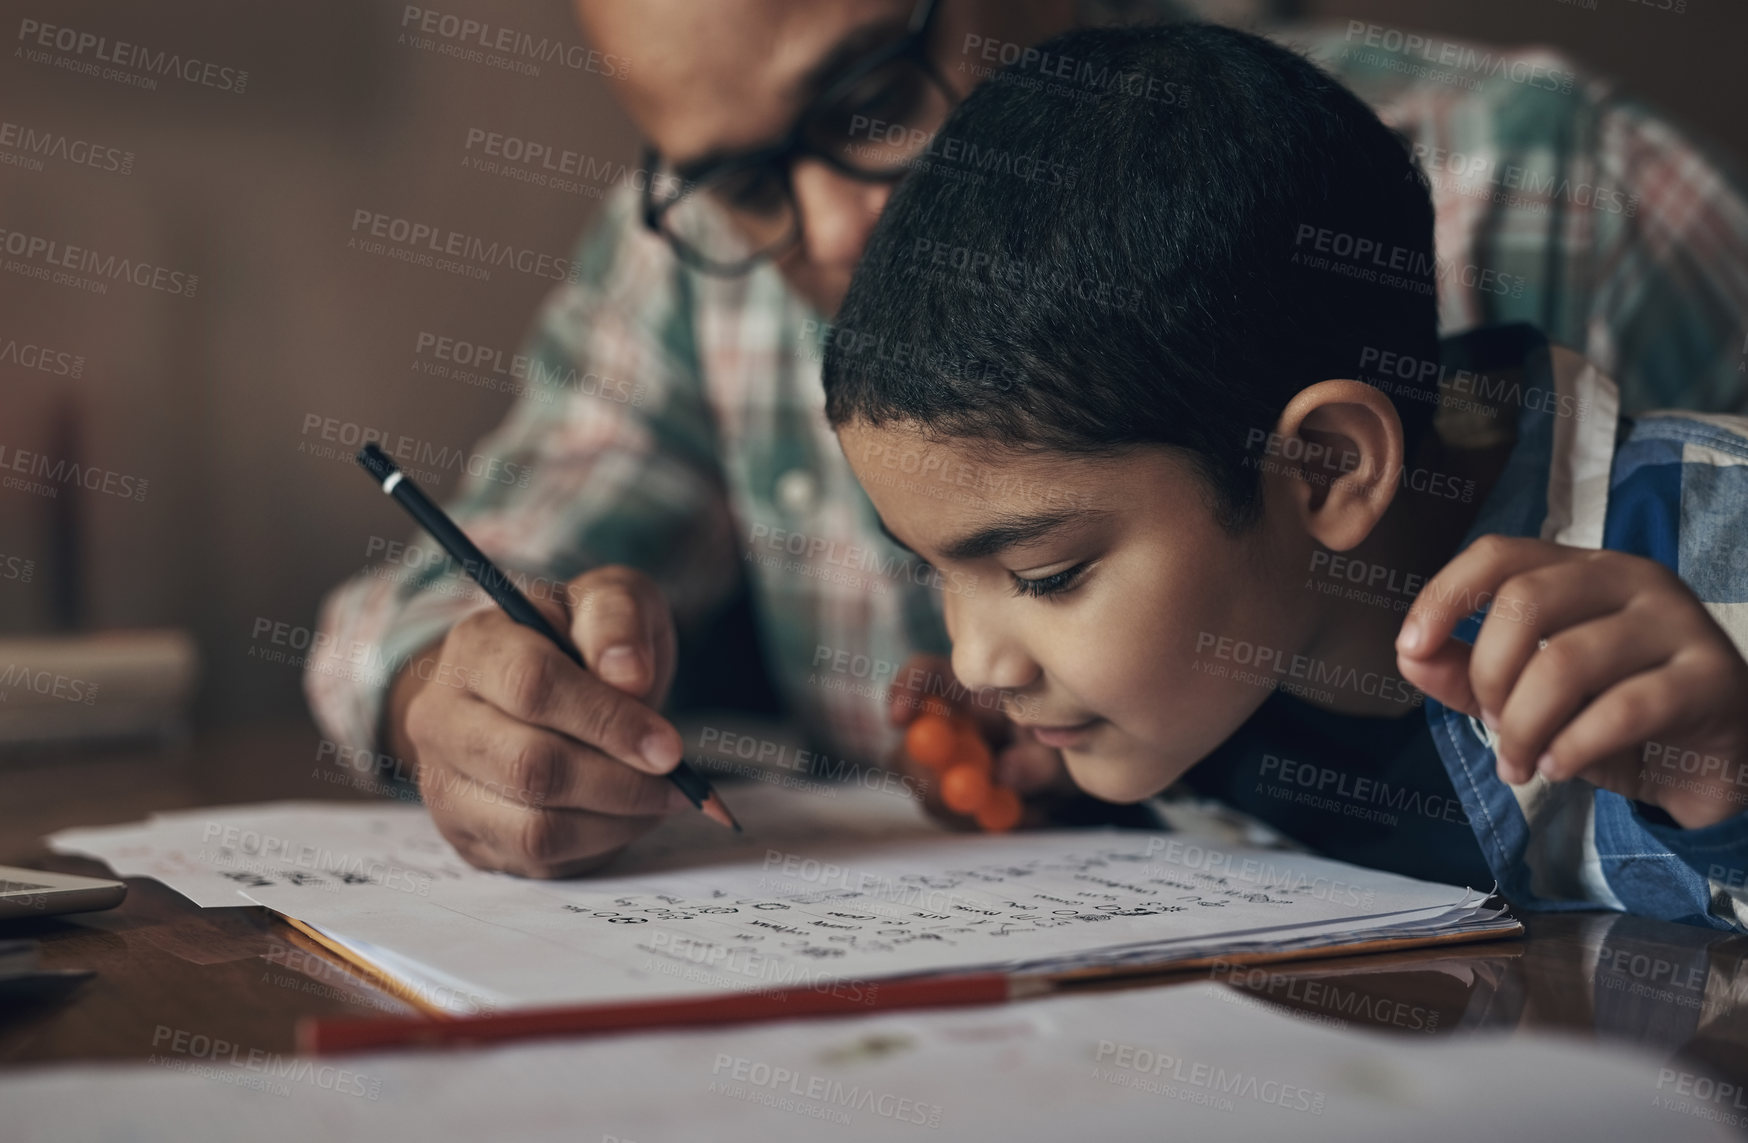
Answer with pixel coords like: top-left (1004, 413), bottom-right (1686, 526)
top-left (775, 469), bottom-right (817, 516)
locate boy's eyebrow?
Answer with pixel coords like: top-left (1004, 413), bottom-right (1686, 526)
top-left (877, 509), bottom-right (1106, 564)
top-left (941, 510), bottom-right (1100, 562)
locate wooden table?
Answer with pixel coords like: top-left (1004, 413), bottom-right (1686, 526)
top-left (4, 723), bottom-right (1748, 1092)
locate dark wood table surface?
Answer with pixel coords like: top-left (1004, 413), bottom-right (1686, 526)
top-left (4, 723), bottom-right (1748, 1093)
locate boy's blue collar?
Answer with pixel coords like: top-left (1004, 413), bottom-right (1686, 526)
top-left (1437, 322), bottom-right (1621, 556)
top-left (1428, 323), bottom-right (1622, 644)
top-left (1442, 323), bottom-right (1555, 552)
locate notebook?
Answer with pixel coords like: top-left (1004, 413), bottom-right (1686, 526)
top-left (48, 781), bottom-right (1518, 1016)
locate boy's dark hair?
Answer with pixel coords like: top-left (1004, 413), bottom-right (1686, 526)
top-left (822, 23), bottom-right (1440, 527)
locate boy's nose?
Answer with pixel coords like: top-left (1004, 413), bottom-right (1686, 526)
top-left (948, 617), bottom-right (1041, 696)
top-left (790, 160), bottom-right (890, 270)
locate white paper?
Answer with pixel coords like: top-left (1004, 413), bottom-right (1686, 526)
top-left (0, 983), bottom-right (1729, 1142)
top-left (50, 784), bottom-right (1509, 1014)
top-left (49, 801), bottom-right (480, 908)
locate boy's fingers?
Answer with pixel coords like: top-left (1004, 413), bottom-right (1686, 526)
top-left (885, 655), bottom-right (1016, 747)
top-left (887, 742), bottom-right (979, 832)
top-left (1539, 666), bottom-right (1686, 784)
top-left (1467, 567), bottom-right (1631, 721)
top-left (1395, 639), bottom-right (1478, 719)
top-left (889, 653), bottom-right (971, 725)
top-left (888, 746), bottom-right (945, 807)
top-left (1398, 535), bottom-right (1567, 659)
top-left (1494, 615), bottom-right (1671, 778)
top-left (887, 653), bottom-right (940, 725)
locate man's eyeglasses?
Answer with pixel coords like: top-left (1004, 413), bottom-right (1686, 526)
top-left (640, 0), bottom-right (953, 276)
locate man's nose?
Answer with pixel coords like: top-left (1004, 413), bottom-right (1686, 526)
top-left (789, 160), bottom-right (891, 269)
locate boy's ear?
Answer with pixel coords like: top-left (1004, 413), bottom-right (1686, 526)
top-left (1264, 379), bottom-right (1404, 552)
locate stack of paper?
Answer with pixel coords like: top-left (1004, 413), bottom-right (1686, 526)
top-left (47, 800), bottom-right (481, 908)
top-left (48, 783), bottom-right (1517, 1015)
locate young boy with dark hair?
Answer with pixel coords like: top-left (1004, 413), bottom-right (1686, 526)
top-left (822, 23), bottom-right (1748, 930)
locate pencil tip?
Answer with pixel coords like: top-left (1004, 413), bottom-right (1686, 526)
top-left (701, 793), bottom-right (741, 832)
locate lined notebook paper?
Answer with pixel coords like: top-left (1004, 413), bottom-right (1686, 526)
top-left (49, 783), bottom-right (1516, 1014)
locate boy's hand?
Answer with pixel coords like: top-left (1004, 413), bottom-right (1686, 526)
top-left (1395, 535), bottom-right (1748, 828)
top-left (885, 654), bottom-right (1076, 829)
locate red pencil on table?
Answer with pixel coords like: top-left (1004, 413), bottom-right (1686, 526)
top-left (299, 971), bottom-right (1053, 1056)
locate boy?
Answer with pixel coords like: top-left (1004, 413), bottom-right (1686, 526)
top-left (821, 24), bottom-right (1748, 930)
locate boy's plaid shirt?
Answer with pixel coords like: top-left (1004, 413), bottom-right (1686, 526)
top-left (1425, 325), bottom-right (1748, 933)
top-left (308, 20), bottom-right (1748, 923)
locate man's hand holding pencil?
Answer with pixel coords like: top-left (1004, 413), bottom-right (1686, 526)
top-left (390, 565), bottom-right (699, 877)
top-left (359, 443), bottom-right (736, 878)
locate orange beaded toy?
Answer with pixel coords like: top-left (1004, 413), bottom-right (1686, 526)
top-left (903, 712), bottom-right (1024, 832)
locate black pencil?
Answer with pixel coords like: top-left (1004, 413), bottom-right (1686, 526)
top-left (355, 442), bottom-right (739, 832)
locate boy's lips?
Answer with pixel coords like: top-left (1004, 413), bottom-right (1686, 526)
top-left (1017, 718), bottom-right (1103, 749)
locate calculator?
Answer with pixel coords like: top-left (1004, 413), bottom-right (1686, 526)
top-left (0, 865), bottom-right (126, 920)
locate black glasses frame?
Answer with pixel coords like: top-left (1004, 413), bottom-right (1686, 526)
top-left (640, 0), bottom-right (949, 276)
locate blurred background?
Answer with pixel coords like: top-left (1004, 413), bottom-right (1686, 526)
top-left (1, 0), bottom-right (1744, 741)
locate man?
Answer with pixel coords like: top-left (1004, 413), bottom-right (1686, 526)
top-left (309, 0), bottom-right (1748, 876)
